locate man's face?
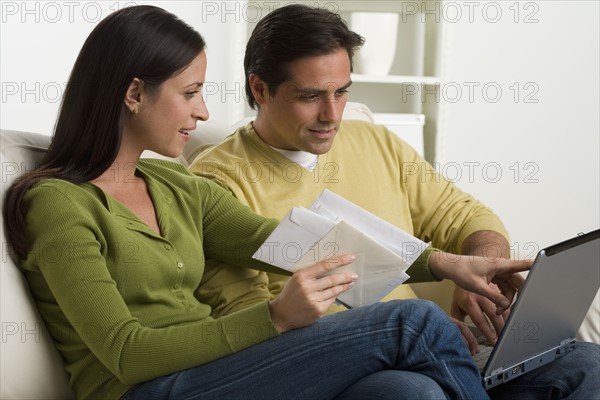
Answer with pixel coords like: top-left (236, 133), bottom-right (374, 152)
top-left (252, 48), bottom-right (351, 155)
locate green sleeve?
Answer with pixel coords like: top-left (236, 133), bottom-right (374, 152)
top-left (199, 179), bottom-right (292, 276)
top-left (404, 246), bottom-right (443, 283)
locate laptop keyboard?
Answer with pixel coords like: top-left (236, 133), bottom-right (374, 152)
top-left (467, 323), bottom-right (495, 370)
top-left (473, 344), bottom-right (494, 370)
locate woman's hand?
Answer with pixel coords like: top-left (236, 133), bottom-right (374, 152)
top-left (429, 251), bottom-right (532, 314)
top-left (268, 254), bottom-right (358, 333)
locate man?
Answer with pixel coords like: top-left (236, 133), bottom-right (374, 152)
top-left (194, 3), bottom-right (509, 346)
top-left (191, 4), bottom-right (599, 398)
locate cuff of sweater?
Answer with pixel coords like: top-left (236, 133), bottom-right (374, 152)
top-left (404, 246), bottom-right (443, 283)
top-left (218, 301), bottom-right (281, 353)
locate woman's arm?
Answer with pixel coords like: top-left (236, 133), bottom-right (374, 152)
top-left (22, 182), bottom-right (281, 385)
top-left (199, 178), bottom-right (291, 274)
top-left (198, 179), bottom-right (358, 331)
top-left (428, 250), bottom-right (531, 314)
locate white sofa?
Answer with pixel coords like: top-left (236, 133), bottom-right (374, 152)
top-left (1, 103), bottom-right (597, 399)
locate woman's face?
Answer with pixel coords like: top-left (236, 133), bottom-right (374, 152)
top-left (125, 51), bottom-right (209, 158)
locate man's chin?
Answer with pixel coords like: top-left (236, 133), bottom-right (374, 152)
top-left (309, 142), bottom-right (334, 155)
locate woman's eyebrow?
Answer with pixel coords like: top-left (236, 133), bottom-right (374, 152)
top-left (184, 82), bottom-right (204, 89)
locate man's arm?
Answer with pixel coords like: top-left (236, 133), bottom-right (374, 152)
top-left (452, 230), bottom-right (525, 345)
top-left (461, 230), bottom-right (510, 259)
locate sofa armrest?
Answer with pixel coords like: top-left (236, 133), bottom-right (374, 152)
top-left (1, 129), bottom-right (76, 399)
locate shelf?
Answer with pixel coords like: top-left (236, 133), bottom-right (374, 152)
top-left (372, 113), bottom-right (425, 156)
top-left (351, 73), bottom-right (440, 85)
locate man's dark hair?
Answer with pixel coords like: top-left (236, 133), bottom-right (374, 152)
top-left (244, 4), bottom-right (364, 109)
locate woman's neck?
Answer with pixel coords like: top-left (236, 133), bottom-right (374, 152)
top-left (92, 145), bottom-right (142, 186)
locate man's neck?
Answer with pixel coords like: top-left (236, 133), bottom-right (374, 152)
top-left (250, 121), bottom-right (318, 171)
top-left (270, 147), bottom-right (318, 171)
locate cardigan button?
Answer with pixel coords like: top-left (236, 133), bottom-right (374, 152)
top-left (177, 262), bottom-right (184, 269)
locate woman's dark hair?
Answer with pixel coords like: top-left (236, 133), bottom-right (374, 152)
top-left (244, 4), bottom-right (364, 109)
top-left (4, 5), bottom-right (206, 259)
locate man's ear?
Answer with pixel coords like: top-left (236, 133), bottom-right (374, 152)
top-left (124, 78), bottom-right (143, 114)
top-left (249, 73), bottom-right (270, 106)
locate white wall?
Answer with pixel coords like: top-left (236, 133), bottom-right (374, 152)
top-left (2, 0), bottom-right (598, 248)
top-left (437, 0), bottom-right (599, 252)
top-left (2, 0), bottom-right (598, 342)
top-left (0, 0), bottom-right (248, 135)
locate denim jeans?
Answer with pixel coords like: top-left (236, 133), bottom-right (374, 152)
top-left (490, 341), bottom-right (600, 400)
top-left (334, 370), bottom-right (446, 399)
top-left (124, 299), bottom-right (487, 400)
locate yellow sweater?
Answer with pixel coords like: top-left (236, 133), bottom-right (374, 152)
top-left (190, 120), bottom-right (509, 317)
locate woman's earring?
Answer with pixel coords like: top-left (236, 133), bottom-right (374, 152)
top-left (131, 107), bottom-right (139, 115)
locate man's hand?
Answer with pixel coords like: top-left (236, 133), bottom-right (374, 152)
top-left (451, 230), bottom-right (525, 347)
top-left (451, 317), bottom-right (480, 355)
top-left (428, 251), bottom-right (530, 354)
top-left (452, 285), bottom-right (511, 347)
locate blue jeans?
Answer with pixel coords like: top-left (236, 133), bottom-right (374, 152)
top-left (490, 341), bottom-right (600, 399)
top-left (334, 370), bottom-right (446, 399)
top-left (124, 300), bottom-right (487, 399)
top-left (335, 341), bottom-right (600, 400)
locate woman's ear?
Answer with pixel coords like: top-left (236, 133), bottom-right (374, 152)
top-left (124, 78), bottom-right (143, 114)
top-left (249, 73), bottom-right (270, 105)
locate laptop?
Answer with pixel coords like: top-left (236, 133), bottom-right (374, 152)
top-left (472, 229), bottom-right (600, 390)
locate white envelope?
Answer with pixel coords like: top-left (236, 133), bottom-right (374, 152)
top-left (292, 221), bottom-right (410, 307)
top-left (251, 207), bottom-right (337, 270)
top-left (252, 190), bottom-right (430, 308)
top-left (310, 190), bottom-right (429, 264)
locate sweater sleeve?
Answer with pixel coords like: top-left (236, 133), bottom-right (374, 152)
top-left (404, 246), bottom-right (443, 283)
top-left (21, 182), bottom-right (281, 387)
top-left (198, 178), bottom-right (290, 275)
top-left (394, 137), bottom-right (510, 253)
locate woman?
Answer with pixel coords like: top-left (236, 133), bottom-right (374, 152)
top-left (3, 6), bottom-right (530, 400)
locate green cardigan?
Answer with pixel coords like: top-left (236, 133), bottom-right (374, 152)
top-left (20, 160), bottom-right (284, 399)
top-left (20, 158), bottom-right (435, 399)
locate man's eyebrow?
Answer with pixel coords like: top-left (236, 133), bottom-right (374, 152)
top-left (295, 80), bottom-right (353, 94)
